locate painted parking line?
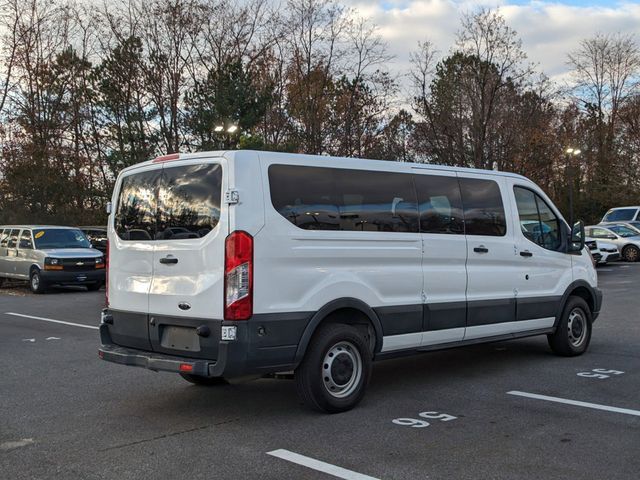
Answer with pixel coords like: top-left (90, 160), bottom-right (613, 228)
top-left (4, 312), bottom-right (98, 330)
top-left (507, 391), bottom-right (640, 417)
top-left (267, 449), bottom-right (380, 480)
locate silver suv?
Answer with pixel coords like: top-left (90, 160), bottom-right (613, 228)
top-left (0, 226), bottom-right (105, 293)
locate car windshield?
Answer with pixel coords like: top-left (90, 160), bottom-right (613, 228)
top-left (603, 208), bottom-right (637, 222)
top-left (608, 225), bottom-right (638, 238)
top-left (33, 229), bottom-right (91, 249)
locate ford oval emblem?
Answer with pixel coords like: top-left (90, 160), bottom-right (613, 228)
top-left (178, 302), bottom-right (191, 311)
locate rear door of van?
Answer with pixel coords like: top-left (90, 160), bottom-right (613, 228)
top-left (147, 158), bottom-right (227, 359)
top-left (110, 164), bottom-right (162, 350)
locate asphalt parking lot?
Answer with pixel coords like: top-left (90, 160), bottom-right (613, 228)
top-left (1, 264), bottom-right (639, 480)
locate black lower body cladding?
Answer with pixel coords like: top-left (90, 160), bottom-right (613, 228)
top-left (99, 310), bottom-right (313, 378)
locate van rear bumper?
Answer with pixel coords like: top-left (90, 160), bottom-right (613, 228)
top-left (98, 340), bottom-right (228, 377)
top-left (98, 323), bottom-right (232, 377)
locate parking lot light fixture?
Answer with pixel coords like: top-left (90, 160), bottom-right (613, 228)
top-left (214, 125), bottom-right (224, 132)
top-left (227, 125), bottom-right (238, 133)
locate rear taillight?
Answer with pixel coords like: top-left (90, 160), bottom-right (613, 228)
top-left (105, 240), bottom-right (110, 307)
top-left (224, 231), bottom-right (253, 320)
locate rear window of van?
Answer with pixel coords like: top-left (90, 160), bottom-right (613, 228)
top-left (115, 163), bottom-right (222, 241)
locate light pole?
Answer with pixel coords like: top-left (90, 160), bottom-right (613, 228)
top-left (565, 147), bottom-right (582, 229)
top-left (213, 123), bottom-right (240, 149)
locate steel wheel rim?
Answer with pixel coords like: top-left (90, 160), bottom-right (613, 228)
top-left (567, 308), bottom-right (587, 348)
top-left (31, 274), bottom-right (39, 290)
top-left (322, 341), bottom-right (362, 399)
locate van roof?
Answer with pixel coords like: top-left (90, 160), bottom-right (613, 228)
top-left (118, 150), bottom-right (531, 182)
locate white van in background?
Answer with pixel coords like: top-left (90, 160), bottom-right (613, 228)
top-left (99, 151), bottom-right (602, 413)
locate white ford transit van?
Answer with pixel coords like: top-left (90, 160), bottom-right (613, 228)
top-left (99, 150), bottom-right (602, 413)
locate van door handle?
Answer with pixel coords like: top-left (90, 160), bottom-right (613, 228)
top-left (473, 246), bottom-right (489, 253)
top-left (159, 256), bottom-right (178, 264)
top-left (520, 250), bottom-right (533, 257)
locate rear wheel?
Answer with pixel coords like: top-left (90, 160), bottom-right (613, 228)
top-left (29, 269), bottom-right (46, 294)
top-left (548, 296), bottom-right (592, 356)
top-left (295, 323), bottom-right (372, 413)
top-left (622, 245), bottom-right (639, 262)
top-left (179, 373), bottom-right (228, 386)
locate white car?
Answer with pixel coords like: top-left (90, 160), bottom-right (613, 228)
top-left (601, 206), bottom-right (640, 224)
top-left (98, 150), bottom-right (602, 413)
top-left (591, 239), bottom-right (620, 265)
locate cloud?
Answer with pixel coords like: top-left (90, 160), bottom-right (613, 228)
top-left (343, 0), bottom-right (640, 95)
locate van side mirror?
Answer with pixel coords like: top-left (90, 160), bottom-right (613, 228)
top-left (106, 202), bottom-right (112, 214)
top-left (568, 220), bottom-right (585, 253)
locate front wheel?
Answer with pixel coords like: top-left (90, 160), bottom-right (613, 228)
top-left (86, 282), bottom-right (103, 292)
top-left (29, 270), bottom-right (46, 294)
top-left (547, 296), bottom-right (592, 356)
top-left (295, 323), bottom-right (372, 413)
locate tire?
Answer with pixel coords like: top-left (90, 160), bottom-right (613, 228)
top-left (547, 296), bottom-right (592, 357)
top-left (179, 373), bottom-right (228, 386)
top-left (295, 323), bottom-right (372, 413)
top-left (29, 269), bottom-right (46, 294)
top-left (622, 245), bottom-right (639, 262)
top-left (86, 282), bottom-right (103, 292)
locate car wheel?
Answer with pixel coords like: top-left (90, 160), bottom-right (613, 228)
top-left (547, 296), bottom-right (592, 357)
top-left (622, 245), bottom-right (640, 262)
top-left (29, 269), bottom-right (47, 294)
top-left (179, 373), bottom-right (228, 386)
top-left (86, 282), bottom-right (103, 292)
top-left (295, 323), bottom-right (372, 413)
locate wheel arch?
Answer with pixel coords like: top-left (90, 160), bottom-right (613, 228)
top-left (293, 298), bottom-right (384, 366)
top-left (556, 280), bottom-right (599, 327)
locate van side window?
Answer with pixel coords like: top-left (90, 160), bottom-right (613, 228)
top-left (459, 178), bottom-right (507, 236)
top-left (19, 230), bottom-right (33, 249)
top-left (7, 229), bottom-right (20, 248)
top-left (514, 186), bottom-right (561, 251)
top-left (268, 165), bottom-right (418, 233)
top-left (0, 229), bottom-right (9, 247)
top-left (414, 175), bottom-right (464, 234)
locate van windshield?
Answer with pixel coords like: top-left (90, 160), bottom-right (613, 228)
top-left (33, 229), bottom-right (91, 249)
top-left (115, 163), bottom-right (222, 241)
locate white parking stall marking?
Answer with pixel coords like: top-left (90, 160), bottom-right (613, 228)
top-left (267, 449), bottom-right (380, 480)
top-left (507, 391), bottom-right (640, 417)
top-left (5, 312), bottom-right (98, 330)
top-left (577, 368), bottom-right (624, 379)
top-left (0, 438), bottom-right (34, 451)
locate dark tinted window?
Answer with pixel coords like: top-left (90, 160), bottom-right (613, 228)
top-left (514, 187), bottom-right (561, 251)
top-left (414, 174), bottom-right (464, 234)
top-left (156, 164), bottom-right (222, 240)
top-left (459, 178), bottom-right (506, 236)
top-left (269, 165), bottom-right (418, 233)
top-left (115, 170), bottom-right (160, 241)
top-left (19, 230), bottom-right (33, 249)
top-left (603, 208), bottom-right (637, 222)
top-left (7, 229), bottom-right (20, 248)
top-left (115, 164), bottom-right (222, 241)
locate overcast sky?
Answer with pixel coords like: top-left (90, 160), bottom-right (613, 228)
top-left (342, 0), bottom-right (640, 93)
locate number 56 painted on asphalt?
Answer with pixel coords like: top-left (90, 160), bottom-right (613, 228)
top-left (392, 412), bottom-right (457, 428)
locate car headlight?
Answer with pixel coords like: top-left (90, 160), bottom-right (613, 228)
top-left (45, 258), bottom-right (60, 265)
